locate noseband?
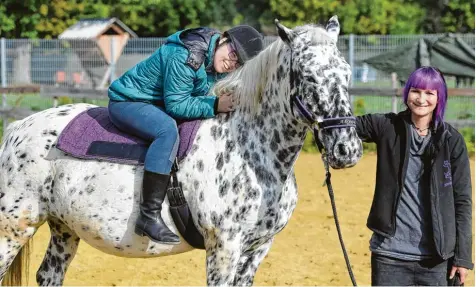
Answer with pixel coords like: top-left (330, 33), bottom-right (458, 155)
top-left (288, 46), bottom-right (358, 286)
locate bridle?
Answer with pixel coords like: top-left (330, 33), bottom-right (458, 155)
top-left (288, 46), bottom-right (358, 286)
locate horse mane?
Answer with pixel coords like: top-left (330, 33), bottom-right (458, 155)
top-left (211, 24), bottom-right (333, 115)
top-left (212, 39), bottom-right (283, 115)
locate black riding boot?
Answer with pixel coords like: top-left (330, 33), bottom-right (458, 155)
top-left (134, 170), bottom-right (180, 244)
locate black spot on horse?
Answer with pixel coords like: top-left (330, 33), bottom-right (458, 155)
top-left (277, 149), bottom-right (288, 162)
top-left (85, 185), bottom-right (95, 194)
top-left (216, 154), bottom-right (224, 170)
top-left (252, 152), bottom-right (260, 163)
top-left (68, 187), bottom-right (76, 195)
top-left (218, 180), bottom-right (230, 198)
top-left (210, 126), bottom-right (218, 141)
top-left (276, 65), bottom-right (285, 81)
top-left (225, 140), bottom-right (236, 153)
top-left (273, 130), bottom-right (281, 144)
top-left (56, 244), bottom-right (64, 254)
top-left (62, 232), bottom-right (71, 240)
top-left (255, 165), bottom-right (277, 185)
top-left (197, 160), bottom-right (204, 172)
top-left (224, 207), bottom-right (232, 218)
top-left (243, 151), bottom-right (250, 161)
top-left (259, 134), bottom-right (266, 144)
top-left (266, 220), bottom-right (273, 229)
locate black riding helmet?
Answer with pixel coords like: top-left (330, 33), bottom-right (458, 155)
top-left (224, 25), bottom-right (264, 65)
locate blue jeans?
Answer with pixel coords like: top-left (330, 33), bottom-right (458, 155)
top-left (371, 253), bottom-right (451, 286)
top-left (108, 101), bottom-right (179, 174)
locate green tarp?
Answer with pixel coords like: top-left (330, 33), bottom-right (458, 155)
top-left (363, 34), bottom-right (475, 82)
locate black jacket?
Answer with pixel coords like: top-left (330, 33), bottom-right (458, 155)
top-left (356, 111), bottom-right (473, 269)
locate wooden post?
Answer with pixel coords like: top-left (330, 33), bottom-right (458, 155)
top-left (1, 38), bottom-right (6, 134)
top-left (391, 72), bottom-right (398, 114)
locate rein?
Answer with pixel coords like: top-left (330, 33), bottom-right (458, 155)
top-left (289, 47), bottom-right (358, 286)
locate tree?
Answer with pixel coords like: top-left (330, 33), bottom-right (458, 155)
top-left (108, 0), bottom-right (238, 37)
top-left (440, 0), bottom-right (474, 33)
top-left (0, 0), bottom-right (47, 38)
top-left (35, 0), bottom-right (101, 39)
top-left (268, 0), bottom-right (424, 35)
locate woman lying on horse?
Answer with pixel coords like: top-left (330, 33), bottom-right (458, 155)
top-left (107, 25), bottom-right (265, 244)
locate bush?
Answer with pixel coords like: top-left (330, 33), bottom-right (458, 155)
top-left (57, 96), bottom-right (73, 106)
top-left (459, 127), bottom-right (475, 157)
top-left (353, 98), bottom-right (366, 116)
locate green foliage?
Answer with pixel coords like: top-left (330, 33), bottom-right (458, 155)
top-left (57, 96), bottom-right (73, 106)
top-left (353, 98), bottom-right (366, 116)
top-left (269, 0), bottom-right (424, 35)
top-left (459, 127), bottom-right (475, 156)
top-left (0, 0), bottom-right (474, 38)
top-left (0, 0), bottom-right (46, 38)
top-left (302, 131), bottom-right (319, 153)
top-left (441, 0), bottom-right (475, 33)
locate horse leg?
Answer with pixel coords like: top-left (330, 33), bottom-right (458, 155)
top-left (36, 218), bottom-right (80, 286)
top-left (205, 233), bottom-right (242, 286)
top-left (232, 238), bottom-right (274, 286)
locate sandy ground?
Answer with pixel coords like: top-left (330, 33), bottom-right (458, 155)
top-left (19, 153), bottom-right (475, 286)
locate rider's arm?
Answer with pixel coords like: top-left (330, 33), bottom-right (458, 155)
top-left (163, 57), bottom-right (217, 120)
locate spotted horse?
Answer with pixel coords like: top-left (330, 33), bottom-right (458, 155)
top-left (0, 17), bottom-right (362, 286)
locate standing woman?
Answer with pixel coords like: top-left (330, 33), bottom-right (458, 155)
top-left (107, 25), bottom-right (264, 245)
top-left (356, 66), bottom-right (473, 286)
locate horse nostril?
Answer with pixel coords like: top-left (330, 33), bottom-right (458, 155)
top-left (337, 143), bottom-right (347, 156)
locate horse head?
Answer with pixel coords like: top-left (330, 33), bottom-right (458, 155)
top-left (275, 16), bottom-right (363, 169)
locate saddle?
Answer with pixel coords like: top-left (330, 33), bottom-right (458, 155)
top-left (56, 107), bottom-right (206, 249)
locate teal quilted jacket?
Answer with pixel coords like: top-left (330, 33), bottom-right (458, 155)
top-left (108, 28), bottom-right (224, 120)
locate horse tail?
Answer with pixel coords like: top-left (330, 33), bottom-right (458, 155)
top-left (2, 240), bottom-right (31, 286)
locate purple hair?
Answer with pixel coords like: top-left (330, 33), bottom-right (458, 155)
top-left (402, 66), bottom-right (448, 128)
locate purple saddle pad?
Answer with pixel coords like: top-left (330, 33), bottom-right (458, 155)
top-left (56, 107), bottom-right (201, 165)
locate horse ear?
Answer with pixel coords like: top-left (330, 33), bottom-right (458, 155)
top-left (326, 15), bottom-right (340, 42)
top-left (275, 19), bottom-right (294, 45)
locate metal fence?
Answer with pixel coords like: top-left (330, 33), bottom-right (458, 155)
top-left (0, 33), bottom-right (474, 126)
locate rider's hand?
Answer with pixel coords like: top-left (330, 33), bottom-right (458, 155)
top-left (216, 93), bottom-right (235, 113)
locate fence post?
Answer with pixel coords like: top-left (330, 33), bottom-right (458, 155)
top-left (348, 34), bottom-right (355, 108)
top-left (109, 37), bottom-right (115, 84)
top-left (1, 38), bottom-right (6, 134)
top-left (349, 34), bottom-right (354, 88)
top-left (391, 72), bottom-right (398, 114)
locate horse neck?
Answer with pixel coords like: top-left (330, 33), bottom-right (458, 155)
top-left (227, 69), bottom-right (308, 175)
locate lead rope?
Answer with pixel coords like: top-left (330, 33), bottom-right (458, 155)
top-left (314, 128), bottom-right (358, 286)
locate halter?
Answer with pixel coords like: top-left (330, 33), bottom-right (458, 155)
top-left (288, 46), bottom-right (358, 286)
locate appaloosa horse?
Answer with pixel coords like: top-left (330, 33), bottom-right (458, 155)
top-left (0, 17), bottom-right (362, 286)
